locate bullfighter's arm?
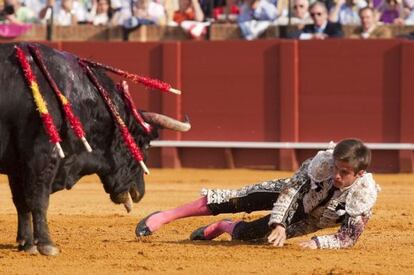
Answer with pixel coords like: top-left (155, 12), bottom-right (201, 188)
top-left (268, 159), bottom-right (311, 228)
top-left (311, 214), bottom-right (370, 249)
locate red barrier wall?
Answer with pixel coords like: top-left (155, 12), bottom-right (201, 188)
top-left (30, 40), bottom-right (414, 172)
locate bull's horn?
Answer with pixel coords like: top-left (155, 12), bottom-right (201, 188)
top-left (142, 112), bottom-right (191, 132)
top-left (123, 193), bottom-right (133, 213)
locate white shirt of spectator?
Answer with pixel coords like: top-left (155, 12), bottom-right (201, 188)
top-left (146, 1), bottom-right (166, 24)
top-left (113, 0), bottom-right (133, 25)
top-left (337, 1), bottom-right (367, 25)
top-left (92, 12), bottom-right (109, 25)
top-left (52, 0), bottom-right (87, 23)
top-left (55, 8), bottom-right (75, 26)
top-left (361, 25), bottom-right (376, 38)
top-left (23, 0), bottom-right (47, 18)
top-left (238, 0), bottom-right (278, 23)
top-left (405, 9), bottom-right (414, 25)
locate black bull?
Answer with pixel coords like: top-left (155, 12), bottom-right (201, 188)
top-left (0, 43), bottom-right (190, 255)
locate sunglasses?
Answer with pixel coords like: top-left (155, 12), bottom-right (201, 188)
top-left (294, 4), bottom-right (305, 9)
top-left (310, 12), bottom-right (323, 17)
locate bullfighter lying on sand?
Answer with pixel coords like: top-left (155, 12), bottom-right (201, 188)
top-left (136, 138), bottom-right (380, 249)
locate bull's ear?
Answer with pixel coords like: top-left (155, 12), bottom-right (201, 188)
top-left (141, 112), bottom-right (191, 132)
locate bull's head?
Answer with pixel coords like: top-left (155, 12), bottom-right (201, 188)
top-left (99, 111), bottom-right (191, 212)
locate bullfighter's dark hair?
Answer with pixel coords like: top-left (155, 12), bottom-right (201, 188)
top-left (333, 138), bottom-right (371, 173)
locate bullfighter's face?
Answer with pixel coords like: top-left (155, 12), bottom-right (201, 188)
top-left (333, 160), bottom-right (364, 190)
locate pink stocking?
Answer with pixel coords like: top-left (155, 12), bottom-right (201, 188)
top-left (146, 196), bottom-right (211, 232)
top-left (203, 220), bottom-right (239, 240)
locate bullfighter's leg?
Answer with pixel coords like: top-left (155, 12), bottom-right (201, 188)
top-left (8, 174), bottom-right (37, 254)
top-left (136, 179), bottom-right (286, 237)
top-left (191, 214), bottom-right (274, 242)
top-left (189, 193), bottom-right (279, 241)
top-left (189, 219), bottom-right (237, 241)
top-left (230, 214), bottom-right (272, 242)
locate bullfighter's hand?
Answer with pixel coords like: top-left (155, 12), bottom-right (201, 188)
top-left (298, 240), bottom-right (318, 249)
top-left (267, 225), bottom-right (286, 247)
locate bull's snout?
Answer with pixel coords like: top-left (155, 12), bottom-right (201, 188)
top-left (110, 192), bottom-right (133, 213)
top-left (129, 185), bottom-right (144, 203)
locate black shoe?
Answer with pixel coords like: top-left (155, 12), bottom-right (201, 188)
top-left (135, 211), bottom-right (160, 237)
top-left (189, 225), bottom-right (208, 241)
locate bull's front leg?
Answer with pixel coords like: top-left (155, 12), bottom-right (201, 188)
top-left (8, 174), bottom-right (37, 254)
top-left (25, 153), bottom-right (60, 256)
top-left (31, 198), bottom-right (59, 256)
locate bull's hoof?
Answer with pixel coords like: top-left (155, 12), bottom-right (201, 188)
top-left (37, 244), bottom-right (59, 256)
top-left (135, 211), bottom-right (160, 237)
top-left (17, 241), bottom-right (39, 254)
top-left (19, 244), bottom-right (39, 255)
top-left (25, 245), bottom-right (39, 255)
top-left (19, 245), bottom-right (39, 255)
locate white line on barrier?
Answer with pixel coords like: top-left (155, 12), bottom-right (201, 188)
top-left (151, 141), bottom-right (414, 150)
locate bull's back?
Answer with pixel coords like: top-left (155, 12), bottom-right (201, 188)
top-left (0, 43), bottom-right (30, 171)
top-left (0, 42), bottom-right (117, 174)
top-left (0, 43), bottom-right (67, 172)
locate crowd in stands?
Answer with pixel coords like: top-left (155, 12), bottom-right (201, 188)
top-left (0, 0), bottom-right (412, 39)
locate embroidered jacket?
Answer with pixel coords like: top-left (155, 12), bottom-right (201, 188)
top-left (269, 159), bottom-right (380, 249)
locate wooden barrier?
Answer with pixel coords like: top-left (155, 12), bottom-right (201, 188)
top-left (54, 40), bottom-right (414, 173)
top-left (1, 38), bottom-right (413, 172)
top-left (1, 24), bottom-right (414, 42)
top-left (128, 25), bottom-right (189, 42)
top-left (209, 23), bottom-right (279, 40)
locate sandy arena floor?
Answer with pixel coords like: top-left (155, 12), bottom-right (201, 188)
top-left (0, 169), bottom-right (413, 274)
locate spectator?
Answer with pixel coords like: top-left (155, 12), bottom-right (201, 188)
top-left (86, 0), bottom-right (120, 25)
top-left (276, 0), bottom-right (312, 25)
top-left (55, 0), bottom-right (77, 25)
top-left (329, 0), bottom-right (367, 25)
top-left (404, 4), bottom-right (414, 23)
top-left (164, 0), bottom-right (179, 23)
top-left (214, 0), bottom-right (240, 22)
top-left (38, 0), bottom-right (54, 23)
top-left (39, 0), bottom-right (87, 25)
top-left (173, 0), bottom-right (204, 23)
top-left (23, 0), bottom-right (47, 19)
top-left (377, 0), bottom-right (405, 24)
top-left (402, 0), bottom-right (414, 17)
top-left (296, 1), bottom-right (343, 39)
top-left (173, 0), bottom-right (209, 39)
top-left (366, 0), bottom-right (383, 8)
top-left (199, 0), bottom-right (223, 19)
top-left (350, 6), bottom-right (392, 38)
top-left (54, 0), bottom-right (78, 26)
top-left (320, 0), bottom-right (336, 10)
top-left (196, 0), bottom-right (241, 22)
top-left (123, 0), bottom-right (166, 29)
top-left (274, 0), bottom-right (288, 20)
top-left (238, 0), bottom-right (278, 40)
top-left (3, 0), bottom-right (37, 24)
top-left (109, 0), bottom-right (132, 25)
top-left (1, 1), bottom-right (11, 23)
